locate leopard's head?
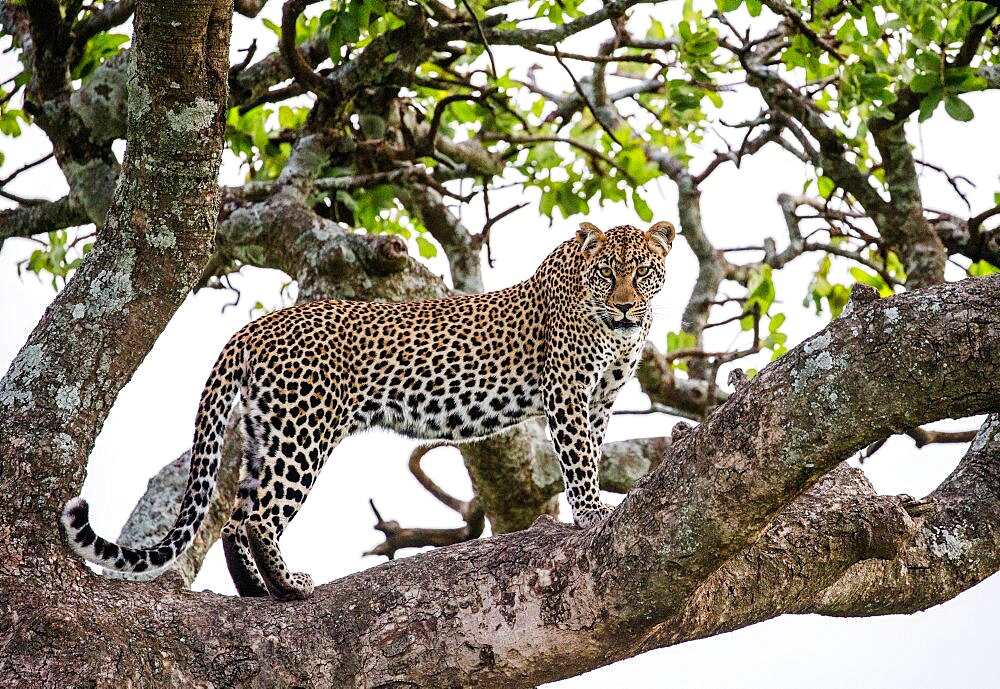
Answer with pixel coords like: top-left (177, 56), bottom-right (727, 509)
top-left (575, 221), bottom-right (676, 333)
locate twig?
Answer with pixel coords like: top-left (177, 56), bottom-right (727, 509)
top-left (613, 403), bottom-right (701, 422)
top-left (802, 241), bottom-right (903, 287)
top-left (423, 92), bottom-right (494, 155)
top-left (552, 46), bottom-right (622, 146)
top-left (703, 308), bottom-right (755, 330)
top-left (0, 152), bottom-right (54, 188)
top-left (364, 444), bottom-right (485, 559)
top-left (906, 426), bottom-right (978, 448)
top-left (968, 205), bottom-right (1000, 234)
top-left (487, 134), bottom-right (634, 184)
top-left (857, 437), bottom-right (888, 463)
top-left (916, 158), bottom-right (974, 211)
top-left (759, 0), bottom-right (845, 62)
top-left (313, 166), bottom-right (431, 193)
top-left (0, 189), bottom-right (41, 205)
top-left (228, 39), bottom-right (258, 80)
top-left (476, 200), bottom-right (528, 268)
top-left (459, 0), bottom-right (497, 79)
top-left (524, 44), bottom-right (670, 67)
top-left (238, 82), bottom-right (308, 114)
top-left (280, 0), bottom-right (331, 97)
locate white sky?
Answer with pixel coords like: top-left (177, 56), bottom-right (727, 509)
top-left (1, 2), bottom-right (998, 686)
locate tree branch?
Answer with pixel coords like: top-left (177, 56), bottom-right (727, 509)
top-left (0, 196), bottom-right (89, 249)
top-left (808, 414), bottom-right (1000, 616)
top-left (279, 0), bottom-right (330, 98)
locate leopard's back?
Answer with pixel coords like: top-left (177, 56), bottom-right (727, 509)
top-left (61, 223), bottom-right (675, 601)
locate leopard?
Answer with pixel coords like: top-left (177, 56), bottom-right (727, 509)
top-left (62, 220), bottom-right (676, 600)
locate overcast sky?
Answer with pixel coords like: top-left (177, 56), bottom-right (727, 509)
top-left (1, 2), bottom-right (998, 686)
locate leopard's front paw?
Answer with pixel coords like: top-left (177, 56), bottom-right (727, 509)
top-left (573, 504), bottom-right (615, 529)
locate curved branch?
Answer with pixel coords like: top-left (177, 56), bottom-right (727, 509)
top-left (279, 0), bottom-right (331, 98)
top-left (808, 414), bottom-right (1000, 616)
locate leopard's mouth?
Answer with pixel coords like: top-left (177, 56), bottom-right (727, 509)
top-left (611, 318), bottom-right (640, 331)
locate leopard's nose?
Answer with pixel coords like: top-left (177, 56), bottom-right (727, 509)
top-left (614, 303), bottom-right (633, 317)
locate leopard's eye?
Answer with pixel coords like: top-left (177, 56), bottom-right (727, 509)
top-left (636, 265), bottom-right (651, 277)
top-left (598, 266), bottom-right (614, 278)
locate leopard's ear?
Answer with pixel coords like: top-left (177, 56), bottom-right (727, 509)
top-left (576, 222), bottom-right (606, 254)
top-left (645, 221), bottom-right (676, 257)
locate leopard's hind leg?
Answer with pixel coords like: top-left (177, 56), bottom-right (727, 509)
top-left (222, 527), bottom-right (268, 597)
top-left (234, 383), bottom-right (347, 600)
top-left (220, 402), bottom-right (270, 597)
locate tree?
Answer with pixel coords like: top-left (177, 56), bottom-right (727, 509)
top-left (1, 0), bottom-right (998, 686)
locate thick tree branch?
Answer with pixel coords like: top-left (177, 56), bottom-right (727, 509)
top-left (808, 414), bottom-right (1000, 616)
top-left (931, 212), bottom-right (1000, 268)
top-left (396, 185), bottom-right (484, 293)
top-left (476, 0), bottom-right (656, 46)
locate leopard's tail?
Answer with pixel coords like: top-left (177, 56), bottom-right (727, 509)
top-left (61, 339), bottom-right (245, 578)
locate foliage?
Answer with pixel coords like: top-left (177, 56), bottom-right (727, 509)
top-left (16, 230), bottom-right (93, 290)
top-left (1, 0), bottom-right (998, 387)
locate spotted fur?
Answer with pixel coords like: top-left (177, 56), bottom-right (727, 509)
top-left (62, 221), bottom-right (676, 599)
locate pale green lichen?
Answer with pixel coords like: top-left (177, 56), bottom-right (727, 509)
top-left (62, 158), bottom-right (117, 222)
top-left (128, 67), bottom-right (151, 123)
top-left (792, 331), bottom-right (845, 395)
top-left (87, 248), bottom-right (136, 317)
top-left (72, 303), bottom-right (86, 320)
top-left (149, 229), bottom-right (177, 250)
top-left (69, 57), bottom-right (128, 142)
top-left (803, 331), bottom-right (832, 354)
top-left (531, 453), bottom-right (561, 489)
top-left (55, 383), bottom-right (81, 412)
top-left (53, 433), bottom-right (77, 466)
top-left (971, 415), bottom-right (1000, 452)
top-left (928, 525), bottom-right (972, 562)
top-left (164, 98), bottom-right (218, 141)
top-left (0, 343), bottom-right (45, 409)
top-left (884, 306), bottom-right (900, 324)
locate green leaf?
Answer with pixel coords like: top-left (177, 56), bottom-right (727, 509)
top-left (910, 73), bottom-right (938, 94)
top-left (849, 266), bottom-right (892, 296)
top-left (826, 284), bottom-right (851, 317)
top-left (262, 18), bottom-right (281, 37)
top-left (817, 175), bottom-right (835, 199)
top-left (742, 265), bottom-right (775, 329)
top-left (968, 260), bottom-right (1000, 277)
top-left (716, 0), bottom-right (743, 11)
top-left (745, 0), bottom-right (761, 16)
top-left (415, 236), bottom-right (437, 259)
top-left (632, 191), bottom-right (653, 222)
top-left (666, 330), bottom-right (698, 371)
top-left (944, 95), bottom-right (974, 121)
top-left (768, 312), bottom-right (785, 334)
top-left (918, 91), bottom-right (941, 122)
